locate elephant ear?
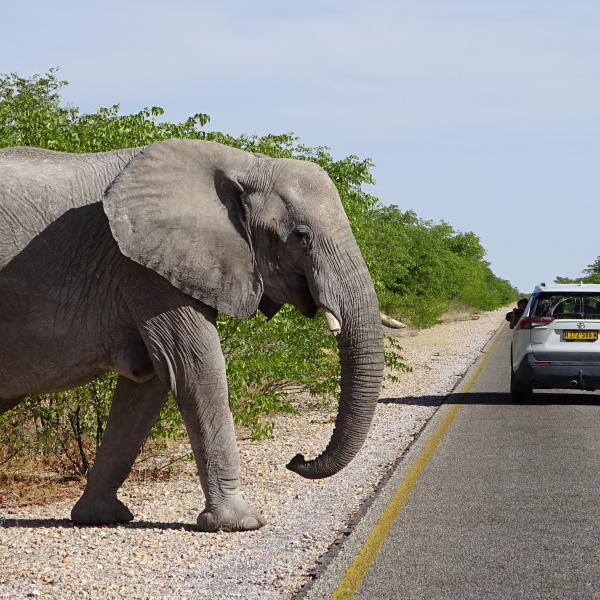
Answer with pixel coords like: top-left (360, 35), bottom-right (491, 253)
top-left (103, 139), bottom-right (263, 319)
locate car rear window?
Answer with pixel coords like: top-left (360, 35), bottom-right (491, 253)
top-left (531, 293), bottom-right (600, 319)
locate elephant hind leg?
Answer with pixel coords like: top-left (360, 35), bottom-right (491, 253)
top-left (71, 375), bottom-right (168, 526)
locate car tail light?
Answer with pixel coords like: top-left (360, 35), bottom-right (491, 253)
top-left (519, 316), bottom-right (554, 329)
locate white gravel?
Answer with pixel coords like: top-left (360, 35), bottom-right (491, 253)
top-left (0, 308), bottom-right (507, 599)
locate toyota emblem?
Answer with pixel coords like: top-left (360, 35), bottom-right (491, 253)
top-left (577, 322), bottom-right (586, 329)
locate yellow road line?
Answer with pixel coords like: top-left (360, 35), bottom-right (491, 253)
top-left (330, 326), bottom-right (505, 600)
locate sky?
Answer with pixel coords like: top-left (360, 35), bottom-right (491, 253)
top-left (2, 1), bottom-right (600, 292)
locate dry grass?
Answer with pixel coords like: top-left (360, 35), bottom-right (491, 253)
top-left (0, 460), bottom-right (83, 508)
top-left (0, 439), bottom-right (195, 508)
top-left (441, 305), bottom-right (482, 323)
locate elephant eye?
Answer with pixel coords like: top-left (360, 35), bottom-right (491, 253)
top-left (299, 235), bottom-right (312, 252)
top-left (292, 226), bottom-right (313, 254)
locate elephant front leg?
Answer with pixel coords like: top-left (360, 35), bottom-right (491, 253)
top-left (177, 365), bottom-right (265, 532)
top-left (137, 302), bottom-right (265, 532)
top-left (71, 375), bottom-right (167, 525)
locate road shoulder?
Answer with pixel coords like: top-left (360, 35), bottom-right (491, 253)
top-left (298, 319), bottom-right (506, 599)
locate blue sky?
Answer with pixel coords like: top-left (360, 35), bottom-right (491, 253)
top-left (3, 1), bottom-right (600, 292)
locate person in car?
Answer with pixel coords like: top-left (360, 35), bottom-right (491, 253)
top-left (506, 298), bottom-right (528, 329)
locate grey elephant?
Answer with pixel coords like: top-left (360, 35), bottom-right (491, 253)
top-left (0, 140), bottom-right (384, 532)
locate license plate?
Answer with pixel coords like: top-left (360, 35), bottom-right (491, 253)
top-left (564, 330), bottom-right (599, 341)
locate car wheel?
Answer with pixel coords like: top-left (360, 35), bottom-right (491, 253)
top-left (510, 368), bottom-right (532, 402)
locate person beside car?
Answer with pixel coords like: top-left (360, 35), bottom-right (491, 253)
top-left (506, 298), bottom-right (528, 329)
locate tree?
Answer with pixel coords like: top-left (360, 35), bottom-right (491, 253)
top-left (583, 257), bottom-right (600, 277)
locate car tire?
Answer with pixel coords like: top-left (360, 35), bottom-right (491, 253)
top-left (510, 368), bottom-right (532, 402)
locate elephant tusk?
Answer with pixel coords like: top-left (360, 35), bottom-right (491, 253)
top-left (326, 311), bottom-right (405, 332)
top-left (324, 310), bottom-right (342, 336)
top-left (380, 312), bottom-right (405, 329)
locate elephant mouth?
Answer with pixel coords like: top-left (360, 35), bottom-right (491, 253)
top-left (262, 275), bottom-right (318, 318)
top-left (294, 275), bottom-right (319, 317)
top-left (296, 293), bottom-right (318, 318)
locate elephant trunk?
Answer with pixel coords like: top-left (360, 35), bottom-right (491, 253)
top-left (286, 275), bottom-right (384, 479)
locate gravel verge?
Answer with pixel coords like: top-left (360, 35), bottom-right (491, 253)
top-left (0, 308), bottom-right (508, 599)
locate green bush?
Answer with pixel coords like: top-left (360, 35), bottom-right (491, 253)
top-left (0, 69), bottom-right (516, 465)
top-left (356, 207), bottom-right (515, 327)
top-left (0, 375), bottom-right (116, 475)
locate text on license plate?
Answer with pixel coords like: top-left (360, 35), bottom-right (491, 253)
top-left (563, 330), bottom-right (599, 341)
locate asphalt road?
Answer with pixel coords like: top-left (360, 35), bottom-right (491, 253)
top-left (306, 325), bottom-right (600, 600)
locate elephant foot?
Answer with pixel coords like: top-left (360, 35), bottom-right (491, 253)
top-left (197, 496), bottom-right (265, 532)
top-left (71, 492), bottom-right (134, 526)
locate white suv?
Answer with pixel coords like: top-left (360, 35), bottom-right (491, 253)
top-left (511, 283), bottom-right (600, 400)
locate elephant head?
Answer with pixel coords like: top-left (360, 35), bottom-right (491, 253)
top-left (103, 139), bottom-right (384, 479)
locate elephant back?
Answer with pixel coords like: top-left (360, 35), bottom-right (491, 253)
top-left (0, 147), bottom-right (140, 270)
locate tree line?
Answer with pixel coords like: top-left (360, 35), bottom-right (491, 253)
top-left (556, 258), bottom-right (600, 284)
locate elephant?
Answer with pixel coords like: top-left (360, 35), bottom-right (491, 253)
top-left (0, 139), bottom-right (384, 532)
